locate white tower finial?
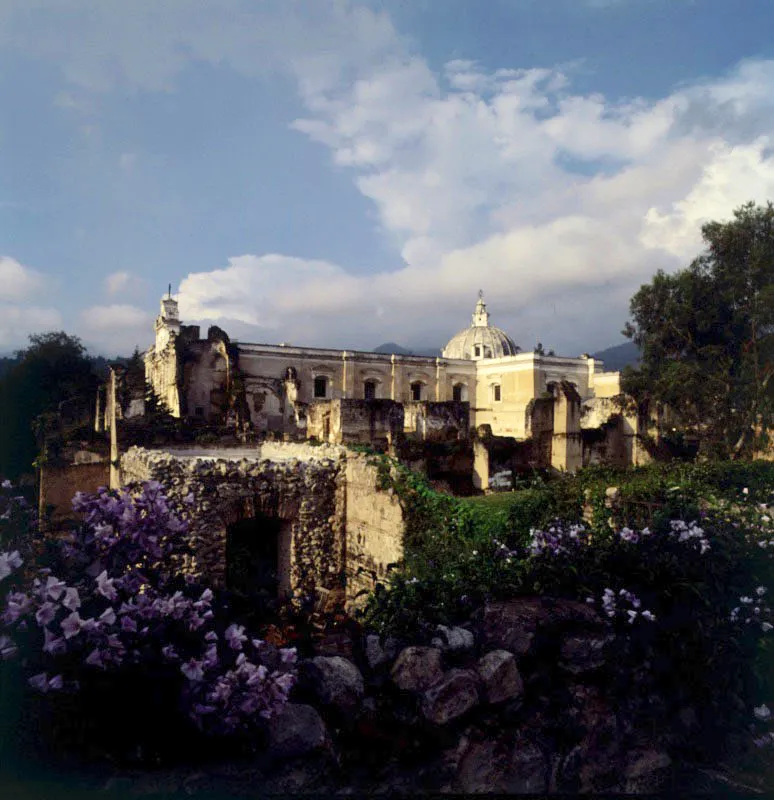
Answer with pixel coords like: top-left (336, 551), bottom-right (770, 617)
top-left (472, 290), bottom-right (489, 327)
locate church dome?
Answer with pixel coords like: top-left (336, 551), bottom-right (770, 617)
top-left (442, 292), bottom-right (519, 361)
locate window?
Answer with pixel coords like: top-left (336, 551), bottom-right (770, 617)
top-left (452, 383), bottom-right (466, 402)
top-left (314, 376), bottom-right (328, 399)
top-left (474, 345), bottom-right (481, 358)
top-left (493, 384), bottom-right (501, 402)
top-left (364, 380), bottom-right (377, 400)
top-left (410, 381), bottom-right (422, 401)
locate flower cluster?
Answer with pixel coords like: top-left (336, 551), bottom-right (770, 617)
top-left (587, 587), bottom-right (656, 625)
top-left (527, 523), bottom-right (589, 557)
top-left (616, 526), bottom-right (654, 545)
top-left (667, 520), bottom-right (711, 554)
top-left (0, 482), bottom-right (297, 737)
top-left (729, 586), bottom-right (773, 633)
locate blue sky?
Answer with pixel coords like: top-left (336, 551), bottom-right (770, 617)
top-left (2, 0), bottom-right (774, 356)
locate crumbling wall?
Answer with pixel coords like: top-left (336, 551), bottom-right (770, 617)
top-left (308, 400), bottom-right (404, 446)
top-left (525, 397), bottom-right (553, 469)
top-left (119, 445), bottom-right (406, 611)
top-left (403, 401), bottom-right (469, 442)
top-left (40, 461), bottom-right (109, 523)
top-left (582, 414), bottom-right (628, 468)
top-left (344, 455), bottom-right (405, 609)
top-left (120, 446), bottom-right (347, 599)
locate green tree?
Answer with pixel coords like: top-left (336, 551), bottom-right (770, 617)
top-left (623, 201), bottom-right (774, 458)
top-left (0, 332), bottom-right (99, 479)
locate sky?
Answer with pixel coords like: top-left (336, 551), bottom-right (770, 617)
top-left (2, 0), bottom-right (774, 357)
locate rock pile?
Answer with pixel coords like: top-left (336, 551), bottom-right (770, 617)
top-left (267, 596), bottom-right (674, 794)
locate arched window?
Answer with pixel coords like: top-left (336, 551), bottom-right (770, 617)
top-left (410, 381), bottom-right (423, 401)
top-left (492, 383), bottom-right (501, 402)
top-left (364, 380), bottom-right (377, 400)
top-left (314, 375), bottom-right (328, 399)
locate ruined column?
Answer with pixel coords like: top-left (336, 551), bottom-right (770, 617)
top-left (94, 387), bottom-right (103, 433)
top-left (108, 369), bottom-right (121, 490)
top-left (473, 438), bottom-right (490, 492)
top-left (550, 383), bottom-right (583, 473)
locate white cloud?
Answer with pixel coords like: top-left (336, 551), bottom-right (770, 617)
top-left (77, 304), bottom-right (153, 356)
top-left (0, 257), bottom-right (46, 302)
top-left (5, 2), bottom-right (774, 351)
top-left (103, 270), bottom-right (144, 297)
top-left (80, 304), bottom-right (151, 331)
top-left (178, 49), bottom-right (774, 352)
top-left (0, 305), bottom-right (63, 352)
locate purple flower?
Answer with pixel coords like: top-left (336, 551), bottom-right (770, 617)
top-left (162, 644), bottom-right (179, 662)
top-left (120, 615), bottom-right (137, 633)
top-left (43, 627), bottom-right (66, 655)
top-left (0, 634), bottom-right (18, 660)
top-left (181, 659), bottom-right (204, 682)
top-left (98, 608), bottom-right (116, 626)
top-left (3, 592), bottom-right (33, 623)
top-left (225, 624), bottom-right (247, 651)
top-left (61, 587), bottom-right (81, 611)
top-left (85, 648), bottom-right (105, 669)
top-left (0, 550), bottom-right (22, 582)
top-left (60, 611), bottom-right (83, 639)
top-left (43, 576), bottom-right (67, 602)
top-left (279, 647), bottom-right (297, 665)
top-left (35, 601), bottom-right (57, 627)
top-left (95, 570), bottom-right (117, 601)
top-left (29, 672), bottom-right (57, 692)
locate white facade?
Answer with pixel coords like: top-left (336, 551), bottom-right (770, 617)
top-left (145, 292), bottom-right (622, 440)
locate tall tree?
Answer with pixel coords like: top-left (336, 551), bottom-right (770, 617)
top-left (0, 332), bottom-right (99, 479)
top-left (622, 201), bottom-right (774, 458)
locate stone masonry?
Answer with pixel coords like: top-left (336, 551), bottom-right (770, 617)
top-left (119, 443), bottom-right (404, 609)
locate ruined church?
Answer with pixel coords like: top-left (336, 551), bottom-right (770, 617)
top-left (143, 290), bottom-right (646, 476)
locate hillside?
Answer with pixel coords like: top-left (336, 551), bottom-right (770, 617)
top-left (592, 341), bottom-right (640, 372)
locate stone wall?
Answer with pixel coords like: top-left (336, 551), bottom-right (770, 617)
top-left (307, 399), bottom-right (404, 446)
top-left (119, 445), bottom-right (404, 610)
top-left (120, 446), bottom-right (346, 597)
top-left (344, 456), bottom-right (404, 608)
top-left (40, 461), bottom-right (109, 523)
top-left (403, 401), bottom-right (469, 442)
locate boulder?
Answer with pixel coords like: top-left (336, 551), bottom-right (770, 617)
top-left (453, 739), bottom-right (504, 793)
top-left (506, 739), bottom-right (549, 794)
top-left (454, 736), bottom-right (548, 794)
top-left (315, 632), bottom-right (354, 659)
top-left (622, 749), bottom-right (672, 793)
top-left (476, 650), bottom-right (524, 705)
top-left (480, 598), bottom-right (607, 655)
top-left (559, 632), bottom-right (613, 675)
top-left (306, 656), bottom-right (364, 713)
top-left (390, 646), bottom-right (444, 692)
top-left (266, 703), bottom-right (330, 760)
top-left (421, 669), bottom-right (479, 725)
top-left (364, 634), bottom-right (389, 670)
top-left (479, 598), bottom-right (547, 654)
top-left (431, 624), bottom-right (475, 653)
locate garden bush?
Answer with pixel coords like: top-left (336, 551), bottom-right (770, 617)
top-left (361, 456), bottom-right (774, 760)
top-left (0, 481), bottom-right (297, 769)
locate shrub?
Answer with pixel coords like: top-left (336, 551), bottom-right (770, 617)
top-left (0, 482), bottom-right (297, 765)
top-left (361, 458), bottom-right (774, 759)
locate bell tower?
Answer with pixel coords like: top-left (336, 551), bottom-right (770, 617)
top-left (154, 285), bottom-right (181, 350)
